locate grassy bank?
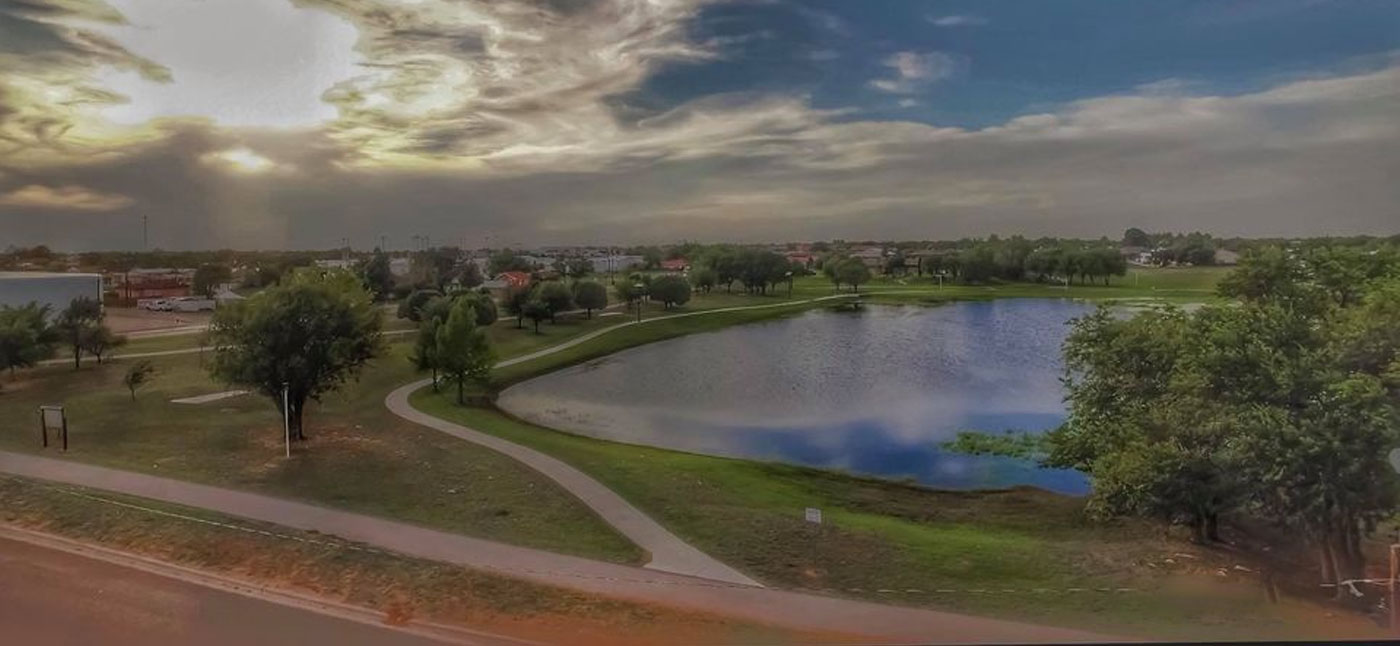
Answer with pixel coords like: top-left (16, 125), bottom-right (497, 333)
top-left (0, 339), bottom-right (641, 563)
top-left (0, 475), bottom-right (827, 646)
top-left (409, 396), bottom-right (1382, 641)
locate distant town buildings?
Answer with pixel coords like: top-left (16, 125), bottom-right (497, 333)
top-left (108, 268), bottom-right (195, 303)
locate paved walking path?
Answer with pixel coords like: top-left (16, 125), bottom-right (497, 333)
top-left (0, 452), bottom-right (1108, 643)
top-left (389, 294), bottom-right (862, 584)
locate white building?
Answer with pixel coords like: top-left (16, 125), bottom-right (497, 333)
top-left (0, 272), bottom-right (103, 317)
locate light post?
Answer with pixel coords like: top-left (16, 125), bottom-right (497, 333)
top-left (282, 382), bottom-right (291, 458)
top-left (634, 283), bottom-right (645, 323)
top-left (785, 271), bottom-right (793, 298)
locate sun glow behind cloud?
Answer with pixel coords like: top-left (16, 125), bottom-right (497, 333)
top-left (90, 0), bottom-right (362, 129)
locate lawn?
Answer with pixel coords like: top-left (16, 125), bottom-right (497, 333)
top-left (409, 396), bottom-right (1382, 641)
top-left (0, 475), bottom-right (826, 646)
top-left (0, 338), bottom-right (641, 564)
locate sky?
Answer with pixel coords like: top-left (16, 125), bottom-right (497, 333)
top-left (0, 0), bottom-right (1397, 250)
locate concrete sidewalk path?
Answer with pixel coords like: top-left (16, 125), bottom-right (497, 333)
top-left (0, 451), bottom-right (1110, 644)
top-left (388, 294), bottom-right (863, 585)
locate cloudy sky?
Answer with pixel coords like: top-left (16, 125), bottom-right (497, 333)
top-left (1, 0), bottom-right (1397, 250)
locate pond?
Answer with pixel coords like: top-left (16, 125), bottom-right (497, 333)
top-left (498, 300), bottom-right (1094, 494)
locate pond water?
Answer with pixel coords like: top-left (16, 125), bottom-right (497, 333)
top-left (498, 300), bottom-right (1094, 494)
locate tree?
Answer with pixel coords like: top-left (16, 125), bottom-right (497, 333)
top-left (0, 303), bottom-right (55, 383)
top-left (360, 248), bottom-right (394, 300)
top-left (521, 298), bottom-right (550, 333)
top-left (123, 360), bottom-right (156, 401)
top-left (649, 275), bottom-right (691, 309)
top-left (691, 267), bottom-right (717, 293)
top-left (640, 246), bottom-right (663, 269)
top-left (573, 280), bottom-right (608, 318)
top-left (565, 257), bottom-right (594, 278)
top-left (80, 325), bottom-right (126, 364)
top-left (435, 297), bottom-right (494, 404)
top-left (1123, 227), bottom-right (1151, 248)
top-left (55, 297), bottom-right (102, 370)
top-left (534, 281), bottom-right (574, 322)
top-left (192, 263), bottom-right (232, 298)
top-left (410, 316), bottom-right (443, 390)
top-left (457, 291), bottom-right (498, 326)
top-left (488, 249), bottom-right (534, 275)
top-left (458, 261), bottom-right (485, 288)
top-left (397, 289), bottom-right (442, 321)
top-left (207, 270), bottom-right (383, 442)
top-left (836, 258), bottom-right (871, 292)
top-left (503, 285), bottom-right (532, 328)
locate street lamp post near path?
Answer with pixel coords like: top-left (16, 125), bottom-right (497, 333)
top-left (282, 382), bottom-right (290, 458)
top-left (634, 283), bottom-right (645, 323)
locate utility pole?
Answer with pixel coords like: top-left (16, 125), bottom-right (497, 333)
top-left (142, 215), bottom-right (148, 251)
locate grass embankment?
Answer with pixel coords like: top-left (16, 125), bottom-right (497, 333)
top-left (0, 475), bottom-right (827, 646)
top-left (412, 397), bottom-right (1383, 641)
top-left (0, 339), bottom-right (640, 563)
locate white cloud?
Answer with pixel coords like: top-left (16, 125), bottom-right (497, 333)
top-left (929, 15), bottom-right (988, 27)
top-left (869, 51), bottom-right (960, 94)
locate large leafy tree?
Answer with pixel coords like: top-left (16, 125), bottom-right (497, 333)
top-left (573, 280), bottom-right (608, 318)
top-left (208, 270), bottom-right (383, 442)
top-left (534, 281), bottom-right (574, 322)
top-left (968, 246), bottom-right (1400, 592)
top-left (649, 275), bottom-right (691, 309)
top-left (435, 297), bottom-right (494, 404)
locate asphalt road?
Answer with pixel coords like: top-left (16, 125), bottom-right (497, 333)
top-left (0, 536), bottom-right (468, 646)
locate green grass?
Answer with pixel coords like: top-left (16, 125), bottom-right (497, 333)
top-left (0, 340), bottom-right (641, 564)
top-left (0, 475), bottom-right (815, 645)
top-left (408, 396), bottom-right (1379, 641)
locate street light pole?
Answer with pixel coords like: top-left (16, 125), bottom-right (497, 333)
top-left (282, 383), bottom-right (290, 458)
top-left (634, 283), bottom-right (645, 323)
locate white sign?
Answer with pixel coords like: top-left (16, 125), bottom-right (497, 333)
top-left (804, 507), bottom-right (822, 524)
top-left (39, 406), bottom-right (64, 430)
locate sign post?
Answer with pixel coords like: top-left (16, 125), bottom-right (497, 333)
top-left (38, 406), bottom-right (67, 451)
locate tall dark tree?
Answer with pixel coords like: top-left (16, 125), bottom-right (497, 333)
top-left (55, 297), bottom-right (102, 370)
top-left (360, 249), bottom-right (395, 300)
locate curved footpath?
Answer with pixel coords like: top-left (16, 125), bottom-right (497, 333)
top-left (0, 452), bottom-right (1108, 643)
top-left (391, 294), bottom-right (864, 584)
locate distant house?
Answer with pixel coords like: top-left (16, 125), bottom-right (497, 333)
top-left (482, 270), bottom-right (532, 301)
top-left (850, 247), bottom-right (885, 270)
top-left (785, 252), bottom-right (814, 268)
top-left (314, 259), bottom-right (356, 270)
top-left (660, 258), bottom-right (689, 272)
top-left (1213, 249), bottom-right (1240, 265)
top-left (389, 257), bottom-right (411, 277)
